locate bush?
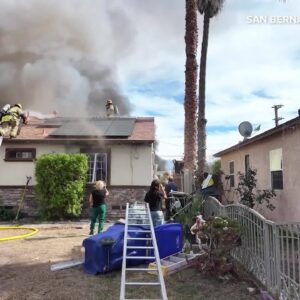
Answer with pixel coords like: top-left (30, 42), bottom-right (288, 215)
top-left (195, 216), bottom-right (242, 275)
top-left (0, 207), bottom-right (16, 221)
top-left (35, 153), bottom-right (88, 219)
top-left (236, 168), bottom-right (276, 210)
top-left (174, 193), bottom-right (204, 250)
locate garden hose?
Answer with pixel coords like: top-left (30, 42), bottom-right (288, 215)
top-left (0, 226), bottom-right (38, 242)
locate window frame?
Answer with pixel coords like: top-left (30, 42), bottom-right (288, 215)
top-left (4, 148), bottom-right (36, 162)
top-left (81, 148), bottom-right (111, 185)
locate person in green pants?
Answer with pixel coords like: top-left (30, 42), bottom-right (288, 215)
top-left (89, 180), bottom-right (109, 235)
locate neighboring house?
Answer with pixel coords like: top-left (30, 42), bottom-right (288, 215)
top-left (214, 115), bottom-right (300, 222)
top-left (0, 116), bottom-right (155, 219)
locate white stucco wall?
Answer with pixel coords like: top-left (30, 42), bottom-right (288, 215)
top-left (110, 144), bottom-right (153, 186)
top-left (0, 142), bottom-right (153, 186)
top-left (0, 143), bottom-right (66, 185)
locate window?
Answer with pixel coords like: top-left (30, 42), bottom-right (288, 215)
top-left (229, 161), bottom-right (235, 187)
top-left (87, 153), bottom-right (108, 183)
top-left (271, 171), bottom-right (283, 190)
top-left (245, 154), bottom-right (250, 176)
top-left (5, 148), bottom-right (36, 161)
top-left (270, 148), bottom-right (283, 190)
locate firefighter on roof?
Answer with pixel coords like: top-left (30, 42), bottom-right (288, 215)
top-left (0, 103), bottom-right (28, 138)
top-left (105, 99), bottom-right (119, 117)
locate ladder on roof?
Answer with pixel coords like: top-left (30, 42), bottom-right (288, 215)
top-left (120, 202), bottom-right (168, 300)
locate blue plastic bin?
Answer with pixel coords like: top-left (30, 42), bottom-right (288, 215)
top-left (154, 223), bottom-right (183, 258)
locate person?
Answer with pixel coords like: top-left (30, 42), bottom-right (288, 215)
top-left (0, 103), bottom-right (27, 138)
top-left (159, 171), bottom-right (170, 187)
top-left (0, 104), bottom-right (10, 119)
top-left (164, 176), bottom-right (178, 197)
top-left (105, 99), bottom-right (119, 117)
top-left (201, 172), bottom-right (218, 198)
top-left (144, 179), bottom-right (167, 227)
top-left (89, 180), bottom-right (109, 235)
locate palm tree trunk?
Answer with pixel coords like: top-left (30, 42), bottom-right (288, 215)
top-left (184, 0), bottom-right (198, 171)
top-left (197, 12), bottom-right (210, 182)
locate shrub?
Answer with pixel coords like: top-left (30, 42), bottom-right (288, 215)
top-left (35, 153), bottom-right (88, 219)
top-left (174, 193), bottom-right (204, 250)
top-left (194, 216), bottom-right (242, 275)
top-left (0, 207), bottom-right (16, 221)
top-left (236, 167), bottom-right (276, 210)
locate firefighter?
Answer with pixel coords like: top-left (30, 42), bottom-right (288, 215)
top-left (0, 104), bottom-right (11, 119)
top-left (0, 103), bottom-right (27, 138)
top-left (105, 99), bottom-right (119, 117)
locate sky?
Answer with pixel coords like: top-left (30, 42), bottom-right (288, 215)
top-left (0, 0), bottom-right (299, 163)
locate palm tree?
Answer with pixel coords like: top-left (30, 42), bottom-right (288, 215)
top-left (184, 0), bottom-right (198, 173)
top-left (197, 0), bottom-right (224, 182)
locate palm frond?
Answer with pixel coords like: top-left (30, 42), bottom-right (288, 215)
top-left (197, 0), bottom-right (225, 17)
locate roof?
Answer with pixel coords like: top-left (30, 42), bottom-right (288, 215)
top-left (214, 116), bottom-right (300, 157)
top-left (2, 116), bottom-right (155, 145)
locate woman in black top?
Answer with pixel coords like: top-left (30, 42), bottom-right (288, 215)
top-left (144, 179), bottom-right (166, 227)
top-left (89, 180), bottom-right (109, 235)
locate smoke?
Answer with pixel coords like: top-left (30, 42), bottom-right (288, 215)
top-left (0, 0), bottom-right (135, 117)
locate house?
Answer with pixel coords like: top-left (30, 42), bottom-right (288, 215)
top-left (0, 116), bottom-right (155, 219)
top-left (214, 114), bottom-right (300, 222)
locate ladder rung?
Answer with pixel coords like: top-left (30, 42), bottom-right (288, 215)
top-left (126, 267), bottom-right (157, 271)
top-left (127, 246), bottom-right (154, 249)
top-left (125, 282), bottom-right (160, 286)
top-left (126, 256), bottom-right (155, 260)
top-left (128, 213), bottom-right (148, 215)
top-left (127, 237), bottom-right (152, 240)
top-left (127, 230), bottom-right (151, 233)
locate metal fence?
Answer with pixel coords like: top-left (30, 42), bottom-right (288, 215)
top-left (203, 197), bottom-right (300, 300)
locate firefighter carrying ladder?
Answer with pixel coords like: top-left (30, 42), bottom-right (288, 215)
top-left (120, 202), bottom-right (168, 300)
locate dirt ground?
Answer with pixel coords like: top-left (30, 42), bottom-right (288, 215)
top-left (0, 221), bottom-right (261, 300)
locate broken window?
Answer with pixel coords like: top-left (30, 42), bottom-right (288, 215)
top-left (87, 153), bottom-right (108, 183)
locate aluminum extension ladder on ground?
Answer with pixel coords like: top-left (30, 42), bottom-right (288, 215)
top-left (120, 202), bottom-right (168, 300)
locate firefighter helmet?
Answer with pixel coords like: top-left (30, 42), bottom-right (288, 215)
top-left (106, 99), bottom-right (112, 104)
top-left (14, 103), bottom-right (22, 109)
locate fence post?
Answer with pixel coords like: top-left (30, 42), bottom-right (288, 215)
top-left (264, 222), bottom-right (271, 289)
top-left (273, 224), bottom-right (281, 299)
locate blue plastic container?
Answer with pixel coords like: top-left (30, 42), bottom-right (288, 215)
top-left (155, 223), bottom-right (183, 258)
top-left (82, 222), bottom-right (183, 275)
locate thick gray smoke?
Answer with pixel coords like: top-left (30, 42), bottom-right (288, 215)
top-left (0, 0), bottom-right (134, 117)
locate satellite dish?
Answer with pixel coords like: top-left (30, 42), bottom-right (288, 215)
top-left (238, 121), bottom-right (253, 138)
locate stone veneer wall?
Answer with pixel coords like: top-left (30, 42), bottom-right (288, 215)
top-left (0, 186), bottom-right (148, 221)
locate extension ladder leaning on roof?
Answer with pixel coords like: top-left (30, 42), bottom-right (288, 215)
top-left (120, 202), bottom-right (168, 300)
